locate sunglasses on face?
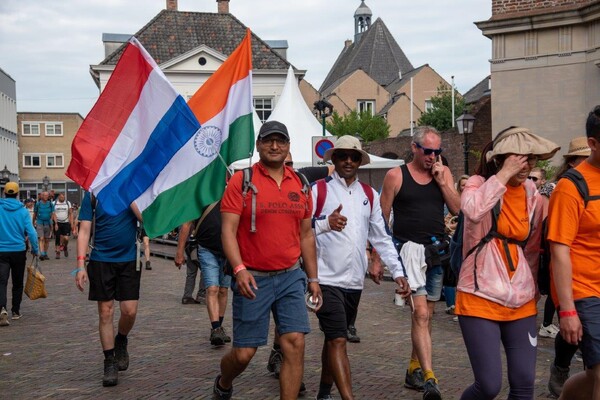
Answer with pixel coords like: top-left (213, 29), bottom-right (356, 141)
top-left (415, 141), bottom-right (443, 156)
top-left (333, 151), bottom-right (362, 162)
top-left (528, 176), bottom-right (539, 182)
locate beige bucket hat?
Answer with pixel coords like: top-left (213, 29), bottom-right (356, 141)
top-left (563, 136), bottom-right (591, 158)
top-left (486, 127), bottom-right (560, 162)
top-left (323, 135), bottom-right (371, 166)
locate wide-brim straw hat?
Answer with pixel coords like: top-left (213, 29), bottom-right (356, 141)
top-left (563, 136), bottom-right (591, 158)
top-left (323, 135), bottom-right (371, 166)
top-left (486, 127), bottom-right (560, 162)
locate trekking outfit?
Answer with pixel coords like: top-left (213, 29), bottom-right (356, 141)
top-left (548, 161), bottom-right (600, 369)
top-left (53, 199), bottom-right (71, 258)
top-left (220, 162), bottom-right (313, 348)
top-left (455, 175), bottom-right (544, 400)
top-left (0, 198), bottom-right (39, 324)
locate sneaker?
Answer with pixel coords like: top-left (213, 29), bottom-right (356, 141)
top-left (539, 323), bottom-right (559, 339)
top-left (548, 363), bottom-right (569, 398)
top-left (267, 347), bottom-right (283, 377)
top-left (64, 246), bottom-right (68, 257)
top-left (196, 294), bottom-right (206, 305)
top-left (452, 316), bottom-right (459, 322)
top-left (347, 325), bottom-right (360, 343)
top-left (11, 312), bottom-right (22, 320)
top-left (422, 378), bottom-right (442, 400)
top-left (445, 305), bottom-right (455, 315)
top-left (210, 327), bottom-right (228, 346)
top-left (102, 358), bottom-right (118, 387)
top-left (55, 251), bottom-right (61, 259)
top-left (114, 335), bottom-right (129, 371)
top-left (0, 308), bottom-right (9, 327)
top-left (181, 297), bottom-right (197, 305)
top-left (404, 368), bottom-right (425, 391)
top-left (145, 261), bottom-right (152, 270)
top-left (212, 375), bottom-right (232, 400)
top-left (222, 327), bottom-right (231, 343)
top-left (316, 395), bottom-right (334, 400)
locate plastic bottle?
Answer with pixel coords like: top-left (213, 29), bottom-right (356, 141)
top-left (431, 236), bottom-right (446, 255)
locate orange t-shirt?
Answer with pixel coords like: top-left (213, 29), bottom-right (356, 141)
top-left (221, 162), bottom-right (313, 271)
top-left (548, 161), bottom-right (600, 303)
top-left (456, 183), bottom-right (537, 320)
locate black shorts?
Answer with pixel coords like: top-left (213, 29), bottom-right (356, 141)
top-left (576, 297), bottom-right (600, 368)
top-left (57, 222), bottom-right (71, 236)
top-left (87, 260), bottom-right (141, 302)
top-left (316, 285), bottom-right (362, 340)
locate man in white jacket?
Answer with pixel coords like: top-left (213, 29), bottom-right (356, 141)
top-left (312, 135), bottom-right (410, 400)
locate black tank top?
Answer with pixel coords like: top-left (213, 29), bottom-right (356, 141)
top-left (392, 164), bottom-right (445, 245)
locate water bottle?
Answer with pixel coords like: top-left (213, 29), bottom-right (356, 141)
top-left (431, 236), bottom-right (446, 255)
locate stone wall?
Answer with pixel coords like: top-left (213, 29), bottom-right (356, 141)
top-left (492, 0), bottom-right (593, 16)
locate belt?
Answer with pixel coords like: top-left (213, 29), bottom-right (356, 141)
top-left (247, 261), bottom-right (301, 277)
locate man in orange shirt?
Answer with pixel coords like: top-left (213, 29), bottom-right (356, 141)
top-left (212, 121), bottom-right (322, 400)
top-left (549, 106), bottom-right (600, 400)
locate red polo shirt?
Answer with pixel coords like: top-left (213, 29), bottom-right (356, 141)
top-left (221, 162), bottom-right (312, 271)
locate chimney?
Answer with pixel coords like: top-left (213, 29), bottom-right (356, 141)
top-left (344, 39), bottom-right (352, 49)
top-left (217, 0), bottom-right (230, 14)
top-left (166, 0), bottom-right (177, 11)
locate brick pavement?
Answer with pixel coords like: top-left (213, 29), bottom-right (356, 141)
top-left (0, 238), bottom-right (567, 399)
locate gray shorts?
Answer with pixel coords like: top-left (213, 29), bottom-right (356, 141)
top-left (413, 265), bottom-right (444, 301)
top-left (35, 224), bottom-right (52, 239)
top-left (576, 297), bottom-right (600, 368)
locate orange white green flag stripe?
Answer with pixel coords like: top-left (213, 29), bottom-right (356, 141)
top-left (135, 29), bottom-right (254, 237)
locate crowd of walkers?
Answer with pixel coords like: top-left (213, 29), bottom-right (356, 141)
top-left (2, 108), bottom-right (600, 400)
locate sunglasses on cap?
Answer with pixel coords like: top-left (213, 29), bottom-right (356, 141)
top-left (333, 151), bottom-right (362, 162)
top-left (415, 142), bottom-right (443, 156)
top-left (528, 176), bottom-right (539, 182)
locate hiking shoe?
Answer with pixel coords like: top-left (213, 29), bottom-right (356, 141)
top-left (210, 327), bottom-right (228, 346)
top-left (445, 305), bottom-right (455, 315)
top-left (114, 335), bottom-right (129, 371)
top-left (11, 312), bottom-right (22, 320)
top-left (181, 297), bottom-right (197, 304)
top-left (539, 323), bottom-right (559, 339)
top-left (405, 368), bottom-right (425, 391)
top-left (316, 395), bottom-right (334, 400)
top-left (196, 294), bottom-right (206, 305)
top-left (422, 378), bottom-right (442, 400)
top-left (222, 327), bottom-right (231, 343)
top-left (267, 347), bottom-right (283, 377)
top-left (548, 363), bottom-right (569, 398)
top-left (0, 308), bottom-right (9, 327)
top-left (347, 325), bottom-right (360, 343)
top-left (212, 375), bottom-right (232, 400)
top-left (64, 246), bottom-right (68, 257)
top-left (145, 261), bottom-right (152, 270)
top-left (102, 358), bottom-right (118, 387)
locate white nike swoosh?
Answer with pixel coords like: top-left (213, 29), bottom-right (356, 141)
top-left (528, 332), bottom-right (538, 347)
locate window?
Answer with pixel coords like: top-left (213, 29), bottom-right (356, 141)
top-left (46, 154), bottom-right (64, 168)
top-left (45, 122), bottom-right (63, 136)
top-left (425, 99), bottom-right (434, 112)
top-left (22, 122), bottom-right (40, 136)
top-left (253, 98), bottom-right (273, 123)
top-left (23, 154), bottom-right (41, 168)
top-left (357, 100), bottom-right (375, 116)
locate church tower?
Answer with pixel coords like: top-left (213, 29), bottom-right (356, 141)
top-left (354, 1), bottom-right (372, 43)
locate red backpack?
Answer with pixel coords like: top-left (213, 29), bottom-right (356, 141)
top-left (312, 178), bottom-right (374, 218)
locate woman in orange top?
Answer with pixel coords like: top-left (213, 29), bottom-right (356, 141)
top-left (455, 127), bottom-right (559, 400)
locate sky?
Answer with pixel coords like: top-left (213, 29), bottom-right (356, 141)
top-left (0, 0), bottom-right (492, 118)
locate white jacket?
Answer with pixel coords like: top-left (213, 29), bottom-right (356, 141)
top-left (312, 172), bottom-right (406, 290)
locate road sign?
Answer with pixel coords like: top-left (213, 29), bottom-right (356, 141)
top-left (312, 137), bottom-right (336, 166)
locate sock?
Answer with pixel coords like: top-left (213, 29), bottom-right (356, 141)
top-left (216, 377), bottom-right (232, 392)
top-left (408, 358), bottom-right (421, 374)
top-left (211, 320), bottom-right (221, 329)
top-left (273, 343), bottom-right (281, 351)
top-left (219, 316), bottom-right (224, 325)
top-left (317, 382), bottom-right (333, 398)
top-left (104, 349), bottom-right (115, 359)
top-left (423, 369), bottom-right (437, 383)
top-left (116, 332), bottom-right (128, 343)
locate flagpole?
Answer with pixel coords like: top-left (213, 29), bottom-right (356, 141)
top-left (216, 153), bottom-right (234, 176)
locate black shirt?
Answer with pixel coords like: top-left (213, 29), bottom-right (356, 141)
top-left (192, 201), bottom-right (224, 257)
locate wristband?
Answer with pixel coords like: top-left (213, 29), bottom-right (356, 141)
top-left (558, 309), bottom-right (578, 318)
top-left (233, 264), bottom-right (246, 276)
top-left (70, 267), bottom-right (85, 276)
top-left (77, 256), bottom-right (86, 261)
top-left (307, 278), bottom-right (319, 283)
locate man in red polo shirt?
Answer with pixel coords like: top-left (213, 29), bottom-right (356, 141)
top-left (212, 120), bottom-right (321, 400)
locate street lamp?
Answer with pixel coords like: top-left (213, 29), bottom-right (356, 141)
top-left (42, 175), bottom-right (50, 191)
top-left (456, 111), bottom-right (476, 175)
top-left (313, 99), bottom-right (334, 136)
top-left (0, 165), bottom-right (10, 184)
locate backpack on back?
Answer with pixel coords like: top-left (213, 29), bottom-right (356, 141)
top-left (312, 178), bottom-right (374, 218)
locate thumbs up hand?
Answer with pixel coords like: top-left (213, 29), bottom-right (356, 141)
top-left (328, 204), bottom-right (348, 232)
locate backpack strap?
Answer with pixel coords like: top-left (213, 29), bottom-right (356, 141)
top-left (192, 201), bottom-right (219, 238)
top-left (561, 169), bottom-right (600, 208)
top-left (313, 179), bottom-right (328, 218)
top-left (241, 167), bottom-right (258, 233)
top-left (359, 182), bottom-right (374, 213)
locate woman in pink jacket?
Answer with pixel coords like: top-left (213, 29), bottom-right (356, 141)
top-left (455, 127), bottom-right (559, 400)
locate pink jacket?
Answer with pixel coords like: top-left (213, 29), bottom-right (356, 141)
top-left (457, 175), bottom-right (543, 308)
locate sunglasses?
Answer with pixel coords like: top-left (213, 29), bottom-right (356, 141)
top-left (415, 142), bottom-right (443, 156)
top-left (528, 176), bottom-right (539, 182)
top-left (334, 151), bottom-right (362, 162)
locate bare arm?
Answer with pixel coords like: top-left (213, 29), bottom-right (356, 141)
top-left (431, 157), bottom-right (460, 215)
top-left (300, 217), bottom-right (322, 311)
top-left (222, 211), bottom-right (257, 299)
top-left (75, 221), bottom-right (91, 292)
top-left (175, 221), bottom-right (192, 268)
top-left (380, 167), bottom-right (402, 225)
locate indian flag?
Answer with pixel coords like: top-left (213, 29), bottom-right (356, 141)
top-left (135, 29), bottom-right (254, 238)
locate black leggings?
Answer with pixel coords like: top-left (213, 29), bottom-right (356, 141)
top-left (459, 315), bottom-right (537, 400)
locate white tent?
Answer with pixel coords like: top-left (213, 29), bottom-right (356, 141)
top-left (231, 66), bottom-right (403, 169)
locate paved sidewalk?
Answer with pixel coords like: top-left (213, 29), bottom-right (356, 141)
top-left (0, 239), bottom-right (565, 399)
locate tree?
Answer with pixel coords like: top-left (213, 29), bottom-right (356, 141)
top-left (326, 110), bottom-right (390, 143)
top-left (418, 82), bottom-right (465, 132)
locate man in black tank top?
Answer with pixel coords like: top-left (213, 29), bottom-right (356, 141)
top-left (376, 126), bottom-right (460, 400)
